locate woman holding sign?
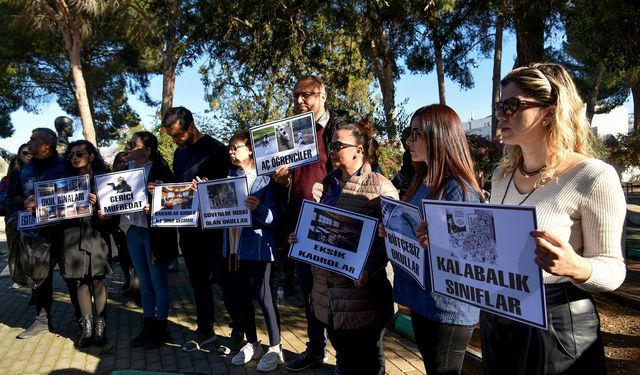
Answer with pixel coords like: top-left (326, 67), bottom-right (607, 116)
top-left (60, 140), bottom-right (112, 347)
top-left (222, 131), bottom-right (284, 372)
top-left (122, 131), bottom-right (178, 350)
top-left (379, 104), bottom-right (484, 375)
top-left (290, 119), bottom-right (398, 375)
top-left (483, 63), bottom-right (626, 374)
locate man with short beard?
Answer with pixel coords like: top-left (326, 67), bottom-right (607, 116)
top-left (162, 106), bottom-right (242, 353)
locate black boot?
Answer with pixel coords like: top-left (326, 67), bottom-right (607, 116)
top-left (144, 318), bottom-right (169, 350)
top-left (77, 315), bottom-right (93, 348)
top-left (131, 317), bottom-right (152, 348)
top-left (93, 315), bottom-right (107, 346)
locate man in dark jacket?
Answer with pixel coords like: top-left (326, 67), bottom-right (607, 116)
top-left (273, 75), bottom-right (350, 371)
top-left (17, 127), bottom-right (66, 339)
top-left (162, 106), bottom-right (242, 352)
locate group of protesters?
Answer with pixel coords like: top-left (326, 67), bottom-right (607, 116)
top-left (4, 62), bottom-right (626, 375)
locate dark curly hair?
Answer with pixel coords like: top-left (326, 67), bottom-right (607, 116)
top-left (63, 140), bottom-right (110, 175)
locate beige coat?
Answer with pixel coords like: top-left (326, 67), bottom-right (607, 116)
top-left (310, 163), bottom-right (399, 330)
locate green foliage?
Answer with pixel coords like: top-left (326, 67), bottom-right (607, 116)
top-left (601, 133), bottom-right (640, 179)
top-left (0, 0), bottom-right (160, 146)
top-left (377, 141), bottom-right (405, 180)
top-left (466, 134), bottom-right (503, 181)
top-left (200, 0), bottom-right (378, 133)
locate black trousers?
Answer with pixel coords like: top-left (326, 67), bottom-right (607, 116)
top-left (179, 227), bottom-right (239, 334)
top-left (411, 312), bottom-right (475, 375)
top-left (232, 261), bottom-right (281, 346)
top-left (480, 283), bottom-right (606, 375)
top-left (327, 324), bottom-right (386, 375)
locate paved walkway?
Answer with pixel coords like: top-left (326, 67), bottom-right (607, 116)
top-left (0, 224), bottom-right (425, 375)
top-left (1, 214), bottom-right (639, 375)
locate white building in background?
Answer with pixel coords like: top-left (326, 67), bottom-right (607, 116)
top-left (462, 106), bottom-right (632, 139)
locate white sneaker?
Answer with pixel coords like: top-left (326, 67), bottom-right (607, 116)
top-left (231, 342), bottom-right (264, 366)
top-left (257, 346), bottom-right (285, 372)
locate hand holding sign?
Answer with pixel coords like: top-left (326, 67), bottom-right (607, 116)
top-left (24, 195), bottom-right (36, 211)
top-left (245, 196), bottom-right (261, 211)
top-left (532, 230), bottom-right (592, 283)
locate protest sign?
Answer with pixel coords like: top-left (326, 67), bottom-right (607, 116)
top-left (422, 200), bottom-right (546, 329)
top-left (18, 211), bottom-right (41, 230)
top-left (380, 196), bottom-right (425, 289)
top-left (289, 200), bottom-right (377, 281)
top-left (95, 169), bottom-right (147, 216)
top-left (250, 112), bottom-right (318, 175)
top-left (35, 175), bottom-right (92, 223)
top-left (150, 183), bottom-right (199, 227)
top-left (197, 176), bottom-right (251, 229)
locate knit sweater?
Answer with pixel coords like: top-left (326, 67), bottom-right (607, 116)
top-left (491, 158), bottom-right (626, 292)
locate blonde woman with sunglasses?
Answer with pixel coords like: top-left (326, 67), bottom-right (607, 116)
top-left (482, 63), bottom-right (626, 374)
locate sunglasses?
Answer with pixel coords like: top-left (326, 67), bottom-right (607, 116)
top-left (69, 151), bottom-right (87, 159)
top-left (328, 141), bottom-right (357, 152)
top-left (228, 144), bottom-right (247, 152)
top-left (292, 92), bottom-right (322, 101)
top-left (494, 97), bottom-right (547, 117)
top-left (21, 151), bottom-right (30, 156)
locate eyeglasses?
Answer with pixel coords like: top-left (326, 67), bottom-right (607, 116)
top-left (328, 141), bottom-right (357, 152)
top-left (228, 144), bottom-right (247, 152)
top-left (21, 151), bottom-right (30, 156)
top-left (494, 97), bottom-right (547, 117)
top-left (292, 92), bottom-right (322, 101)
top-left (69, 151), bottom-right (87, 159)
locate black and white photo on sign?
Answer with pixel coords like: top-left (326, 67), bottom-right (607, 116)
top-left (250, 112), bottom-right (319, 175)
top-left (422, 200), bottom-right (547, 329)
top-left (34, 175), bottom-right (92, 223)
top-left (150, 183), bottom-right (199, 227)
top-left (306, 207), bottom-right (363, 253)
top-left (197, 176), bottom-right (252, 229)
top-left (380, 196), bottom-right (426, 289)
top-left (289, 200), bottom-right (378, 281)
top-left (94, 168), bottom-right (148, 216)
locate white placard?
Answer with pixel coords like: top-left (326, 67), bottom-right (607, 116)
top-left (150, 183), bottom-right (199, 227)
top-left (17, 211), bottom-right (40, 230)
top-left (289, 200), bottom-right (378, 281)
top-left (380, 196), bottom-right (426, 289)
top-left (34, 175), bottom-right (92, 223)
top-left (197, 176), bottom-right (252, 229)
top-left (250, 112), bottom-right (318, 175)
top-left (422, 199), bottom-right (547, 329)
top-left (95, 169), bottom-right (148, 216)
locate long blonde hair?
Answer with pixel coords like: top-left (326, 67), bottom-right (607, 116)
top-left (497, 62), bottom-right (593, 182)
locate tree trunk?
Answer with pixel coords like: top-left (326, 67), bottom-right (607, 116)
top-left (370, 29), bottom-right (397, 142)
top-left (46, 0), bottom-right (96, 146)
top-left (161, 40), bottom-right (178, 118)
top-left (434, 37), bottom-right (446, 105)
top-left (160, 0), bottom-right (180, 118)
top-left (491, 4), bottom-right (504, 139)
top-left (633, 80), bottom-right (640, 133)
top-left (586, 63), bottom-right (606, 123)
top-left (513, 0), bottom-right (548, 68)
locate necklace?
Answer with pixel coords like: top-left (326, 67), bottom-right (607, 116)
top-left (518, 159), bottom-right (546, 178)
top-left (500, 170), bottom-right (537, 205)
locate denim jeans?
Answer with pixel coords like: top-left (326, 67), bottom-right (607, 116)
top-left (127, 226), bottom-right (170, 319)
